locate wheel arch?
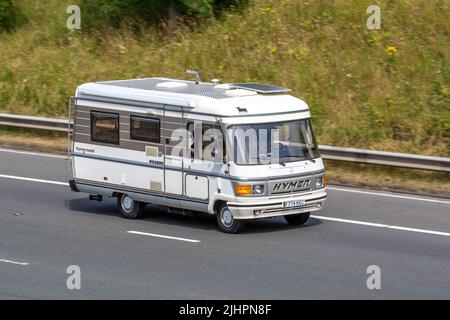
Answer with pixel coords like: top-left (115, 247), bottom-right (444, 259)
top-left (213, 200), bottom-right (227, 214)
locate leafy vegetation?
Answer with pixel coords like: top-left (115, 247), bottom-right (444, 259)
top-left (0, 0), bottom-right (448, 156)
top-left (0, 0), bottom-right (16, 31)
top-left (81, 0), bottom-right (247, 29)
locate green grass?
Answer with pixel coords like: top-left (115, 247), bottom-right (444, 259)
top-left (0, 0), bottom-right (449, 156)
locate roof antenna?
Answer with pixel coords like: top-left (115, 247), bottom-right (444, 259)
top-left (185, 69), bottom-right (201, 84)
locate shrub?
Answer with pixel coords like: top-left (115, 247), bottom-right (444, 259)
top-left (81, 0), bottom-right (245, 29)
top-left (0, 0), bottom-right (16, 31)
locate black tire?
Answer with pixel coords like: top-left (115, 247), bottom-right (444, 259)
top-left (117, 193), bottom-right (146, 219)
top-left (216, 204), bottom-right (246, 234)
top-left (284, 212), bottom-right (310, 226)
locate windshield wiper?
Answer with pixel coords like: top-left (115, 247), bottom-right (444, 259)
top-left (304, 149), bottom-right (316, 163)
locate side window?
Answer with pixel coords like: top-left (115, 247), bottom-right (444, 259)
top-left (130, 116), bottom-right (160, 143)
top-left (187, 122), bottom-right (225, 161)
top-left (91, 111), bottom-right (119, 145)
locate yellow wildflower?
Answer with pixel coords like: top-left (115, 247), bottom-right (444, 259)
top-left (385, 46), bottom-right (397, 56)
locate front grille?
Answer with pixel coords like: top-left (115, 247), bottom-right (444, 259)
top-left (269, 178), bottom-right (312, 195)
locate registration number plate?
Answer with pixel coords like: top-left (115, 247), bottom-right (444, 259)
top-left (283, 199), bottom-right (305, 208)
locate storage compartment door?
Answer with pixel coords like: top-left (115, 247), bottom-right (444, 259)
top-left (185, 174), bottom-right (209, 200)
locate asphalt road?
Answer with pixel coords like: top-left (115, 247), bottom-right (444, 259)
top-left (0, 147), bottom-right (449, 299)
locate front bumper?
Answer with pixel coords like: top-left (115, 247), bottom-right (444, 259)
top-left (227, 190), bottom-right (327, 220)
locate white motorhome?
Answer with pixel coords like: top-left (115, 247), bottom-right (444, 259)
top-left (68, 75), bottom-right (327, 233)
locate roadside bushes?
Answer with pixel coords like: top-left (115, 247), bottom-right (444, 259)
top-left (0, 0), bottom-right (16, 31)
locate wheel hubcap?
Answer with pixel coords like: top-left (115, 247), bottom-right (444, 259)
top-left (221, 208), bottom-right (234, 228)
top-left (121, 195), bottom-right (134, 212)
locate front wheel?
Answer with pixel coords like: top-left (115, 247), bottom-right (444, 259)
top-left (216, 205), bottom-right (246, 234)
top-left (284, 212), bottom-right (310, 225)
top-left (117, 193), bottom-right (146, 219)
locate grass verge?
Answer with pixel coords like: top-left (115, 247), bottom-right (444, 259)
top-left (0, 128), bottom-right (67, 154)
top-left (325, 160), bottom-right (450, 197)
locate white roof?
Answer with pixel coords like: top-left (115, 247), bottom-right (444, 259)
top-left (75, 77), bottom-right (309, 117)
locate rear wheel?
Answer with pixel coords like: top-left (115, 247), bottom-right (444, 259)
top-left (284, 212), bottom-right (310, 225)
top-left (216, 204), bottom-right (245, 234)
top-left (117, 193), bottom-right (146, 219)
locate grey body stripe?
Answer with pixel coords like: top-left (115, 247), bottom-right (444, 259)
top-left (74, 118), bottom-right (90, 126)
top-left (73, 105), bottom-right (201, 152)
top-left (74, 105), bottom-right (184, 150)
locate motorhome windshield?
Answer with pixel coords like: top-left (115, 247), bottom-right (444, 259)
top-left (228, 119), bottom-right (320, 165)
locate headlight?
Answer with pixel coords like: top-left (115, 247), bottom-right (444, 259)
top-left (252, 184), bottom-right (265, 195)
top-left (315, 176), bottom-right (327, 189)
top-left (235, 184), bottom-right (265, 196)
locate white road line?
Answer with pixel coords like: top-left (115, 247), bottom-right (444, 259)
top-left (327, 186), bottom-right (450, 205)
top-left (311, 215), bottom-right (450, 238)
top-left (127, 230), bottom-right (201, 243)
top-left (0, 147), bottom-right (66, 159)
top-left (0, 259), bottom-right (30, 266)
top-left (0, 174), bottom-right (68, 186)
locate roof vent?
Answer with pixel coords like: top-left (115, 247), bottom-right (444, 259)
top-left (225, 89), bottom-right (257, 97)
top-left (214, 83), bottom-right (232, 90)
top-left (156, 81), bottom-right (188, 89)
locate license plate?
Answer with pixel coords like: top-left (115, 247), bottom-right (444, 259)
top-left (283, 199), bottom-right (305, 208)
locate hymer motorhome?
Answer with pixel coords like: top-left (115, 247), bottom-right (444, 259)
top-left (68, 74), bottom-right (327, 233)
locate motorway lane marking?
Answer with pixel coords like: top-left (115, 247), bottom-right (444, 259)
top-left (312, 215), bottom-right (450, 238)
top-left (127, 230), bottom-right (201, 243)
top-left (0, 147), bottom-right (66, 159)
top-left (0, 259), bottom-right (30, 266)
top-left (327, 186), bottom-right (450, 205)
top-left (0, 174), bottom-right (69, 186)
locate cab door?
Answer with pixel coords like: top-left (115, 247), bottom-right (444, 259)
top-left (183, 121), bottom-right (224, 200)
